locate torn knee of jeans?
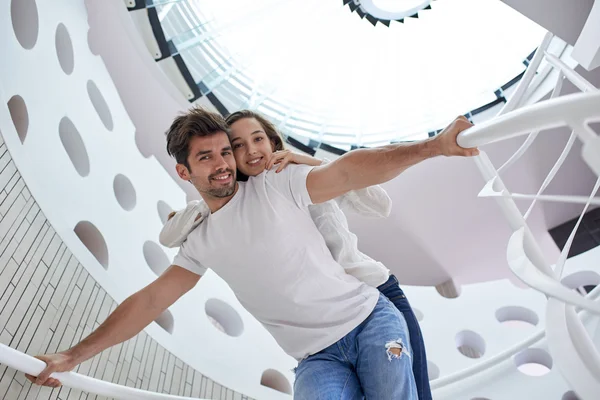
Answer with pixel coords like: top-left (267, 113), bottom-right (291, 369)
top-left (385, 339), bottom-right (410, 361)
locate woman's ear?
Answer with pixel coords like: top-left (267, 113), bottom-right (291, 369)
top-left (270, 139), bottom-right (277, 152)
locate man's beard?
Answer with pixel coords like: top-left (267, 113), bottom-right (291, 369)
top-left (205, 183), bottom-right (236, 198)
top-left (193, 169), bottom-right (236, 198)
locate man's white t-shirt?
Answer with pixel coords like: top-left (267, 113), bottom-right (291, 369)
top-left (173, 165), bottom-right (380, 360)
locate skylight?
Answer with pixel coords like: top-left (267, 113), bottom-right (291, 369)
top-left (157, 0), bottom-right (546, 146)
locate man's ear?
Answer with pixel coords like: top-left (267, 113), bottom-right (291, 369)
top-left (176, 163), bottom-right (191, 181)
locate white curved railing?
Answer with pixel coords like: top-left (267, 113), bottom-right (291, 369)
top-left (453, 41), bottom-right (600, 399)
top-left (0, 343), bottom-right (205, 400)
top-left (496, 72), bottom-right (563, 175)
top-left (457, 91), bottom-right (600, 149)
top-left (496, 32), bottom-right (554, 117)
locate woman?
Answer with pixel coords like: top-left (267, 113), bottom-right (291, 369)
top-left (161, 110), bottom-right (432, 399)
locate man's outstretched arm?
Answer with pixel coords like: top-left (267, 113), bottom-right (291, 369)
top-left (26, 265), bottom-right (201, 387)
top-left (306, 116), bottom-right (477, 204)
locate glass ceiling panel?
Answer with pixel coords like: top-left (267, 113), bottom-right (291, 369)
top-left (158, 0), bottom-right (545, 146)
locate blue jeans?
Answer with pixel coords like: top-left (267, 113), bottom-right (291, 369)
top-left (378, 275), bottom-right (432, 400)
top-left (294, 294), bottom-right (417, 399)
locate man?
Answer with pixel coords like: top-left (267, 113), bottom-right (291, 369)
top-left (27, 109), bottom-right (477, 398)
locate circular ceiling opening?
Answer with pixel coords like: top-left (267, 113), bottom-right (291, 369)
top-left (7, 95), bottom-right (29, 144)
top-left (113, 174), bottom-right (136, 211)
top-left (412, 307), bottom-right (424, 322)
top-left (514, 348), bottom-right (553, 377)
top-left (455, 330), bottom-right (486, 359)
top-left (55, 23), bottom-right (74, 75)
top-left (562, 390), bottom-right (581, 400)
top-left (495, 305), bottom-right (538, 328)
top-left (87, 80), bottom-right (114, 131)
top-left (157, 200), bottom-right (174, 225)
top-left (59, 117), bottom-right (90, 177)
top-left (73, 221), bottom-right (109, 269)
top-left (11, 0), bottom-right (39, 49)
top-left (155, 309), bottom-right (174, 334)
top-left (143, 241), bottom-right (171, 276)
top-left (87, 29), bottom-right (100, 56)
top-left (435, 279), bottom-right (461, 299)
top-left (260, 369), bottom-right (292, 395)
top-left (205, 298), bottom-right (244, 337)
top-left (427, 360), bottom-right (440, 380)
top-left (134, 130), bottom-right (153, 158)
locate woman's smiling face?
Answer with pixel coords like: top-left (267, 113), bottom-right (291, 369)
top-left (229, 117), bottom-right (276, 177)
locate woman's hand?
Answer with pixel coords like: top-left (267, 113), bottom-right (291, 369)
top-left (168, 210), bottom-right (202, 222)
top-left (266, 150), bottom-right (323, 173)
top-left (266, 150), bottom-right (294, 173)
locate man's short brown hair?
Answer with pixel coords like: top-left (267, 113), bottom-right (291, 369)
top-left (165, 107), bottom-right (230, 169)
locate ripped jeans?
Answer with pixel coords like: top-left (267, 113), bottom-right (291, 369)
top-left (294, 294), bottom-right (417, 399)
top-left (378, 275), bottom-right (432, 400)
